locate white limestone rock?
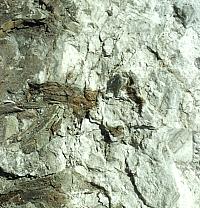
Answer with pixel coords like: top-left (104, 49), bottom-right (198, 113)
top-left (1, 0), bottom-right (200, 207)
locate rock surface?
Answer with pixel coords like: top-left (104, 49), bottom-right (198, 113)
top-left (0, 0), bottom-right (200, 207)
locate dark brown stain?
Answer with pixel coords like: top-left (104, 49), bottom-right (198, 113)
top-left (0, 175), bottom-right (66, 207)
top-left (28, 81), bottom-right (98, 117)
top-left (126, 77), bottom-right (144, 115)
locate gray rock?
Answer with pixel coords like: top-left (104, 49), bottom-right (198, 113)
top-left (0, 0), bottom-right (200, 207)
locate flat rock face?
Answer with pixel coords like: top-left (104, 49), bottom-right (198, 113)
top-left (0, 0), bottom-right (200, 207)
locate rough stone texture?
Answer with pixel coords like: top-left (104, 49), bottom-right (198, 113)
top-left (0, 0), bottom-right (200, 207)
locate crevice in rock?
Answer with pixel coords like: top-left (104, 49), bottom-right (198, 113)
top-left (21, 19), bottom-right (46, 29)
top-left (86, 115), bottom-right (113, 144)
top-left (65, 7), bottom-right (79, 23)
top-left (132, 125), bottom-right (156, 130)
top-left (0, 102), bottom-right (24, 115)
top-left (173, 5), bottom-right (187, 28)
top-left (147, 46), bottom-right (162, 61)
top-left (88, 182), bottom-right (112, 208)
top-left (86, 116), bottom-right (113, 159)
top-left (99, 122), bottom-right (112, 144)
top-left (126, 77), bottom-right (144, 116)
top-left (124, 160), bottom-right (155, 208)
top-left (0, 167), bottom-right (37, 181)
top-left (106, 74), bottom-right (122, 97)
top-left (97, 191), bottom-right (109, 208)
top-left (0, 18), bottom-right (48, 35)
top-left (102, 42), bottom-right (111, 57)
